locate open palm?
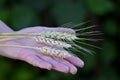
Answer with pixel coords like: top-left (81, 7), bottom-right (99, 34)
top-left (0, 21), bottom-right (84, 74)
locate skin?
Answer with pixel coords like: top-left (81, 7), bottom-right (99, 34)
top-left (0, 20), bottom-right (84, 74)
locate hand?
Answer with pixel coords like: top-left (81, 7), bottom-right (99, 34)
top-left (0, 22), bottom-right (84, 74)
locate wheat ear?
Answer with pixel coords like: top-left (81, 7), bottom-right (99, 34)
top-left (38, 31), bottom-right (78, 40)
top-left (34, 36), bottom-right (71, 48)
top-left (0, 35), bottom-right (72, 48)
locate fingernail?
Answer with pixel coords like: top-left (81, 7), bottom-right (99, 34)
top-left (79, 60), bottom-right (84, 68)
top-left (70, 67), bottom-right (77, 75)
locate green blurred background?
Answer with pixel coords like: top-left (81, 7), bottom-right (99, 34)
top-left (0, 0), bottom-right (119, 80)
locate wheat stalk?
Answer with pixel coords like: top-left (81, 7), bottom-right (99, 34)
top-left (0, 44), bottom-right (71, 58)
top-left (0, 35), bottom-right (72, 48)
top-left (0, 31), bottom-right (78, 41)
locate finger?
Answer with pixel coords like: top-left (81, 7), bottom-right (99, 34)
top-left (19, 27), bottom-right (49, 32)
top-left (66, 56), bottom-right (84, 68)
top-left (53, 57), bottom-right (77, 74)
top-left (20, 54), bottom-right (52, 70)
top-left (0, 43), bottom-right (52, 70)
top-left (19, 27), bottom-right (75, 34)
top-left (1, 42), bottom-right (53, 70)
top-left (51, 27), bottom-right (75, 34)
top-left (36, 54), bottom-right (69, 73)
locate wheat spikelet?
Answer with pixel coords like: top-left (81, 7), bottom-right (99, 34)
top-left (34, 36), bottom-right (71, 48)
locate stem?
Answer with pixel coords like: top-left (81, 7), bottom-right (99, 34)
top-left (0, 32), bottom-right (36, 36)
top-left (0, 35), bottom-right (35, 42)
top-left (0, 38), bottom-right (19, 42)
top-left (0, 44), bottom-right (37, 50)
